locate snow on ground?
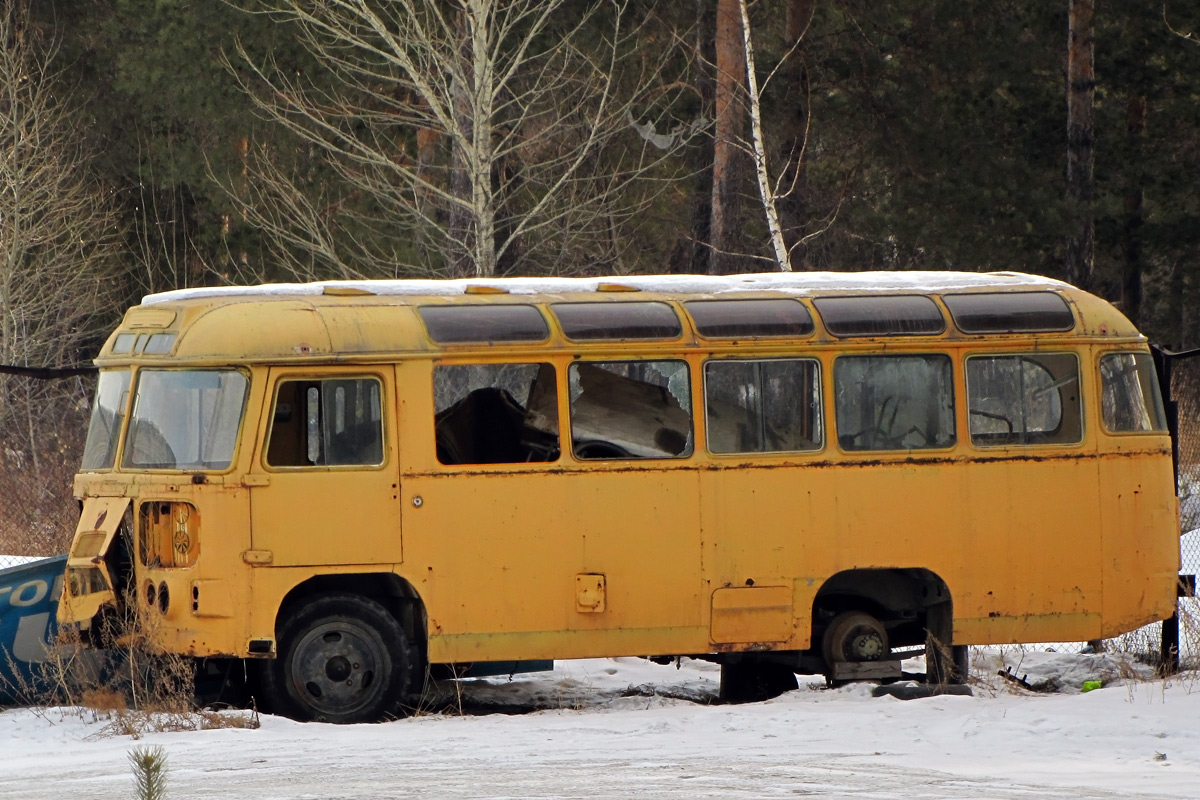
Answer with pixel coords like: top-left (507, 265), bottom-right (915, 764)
top-left (3, 652), bottom-right (1200, 799)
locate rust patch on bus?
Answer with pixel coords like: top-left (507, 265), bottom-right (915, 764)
top-left (709, 641), bottom-right (782, 653)
top-left (402, 448), bottom-right (1157, 480)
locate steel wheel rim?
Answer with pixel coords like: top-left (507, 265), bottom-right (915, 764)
top-left (842, 624), bottom-right (886, 660)
top-left (289, 619), bottom-right (389, 718)
top-left (825, 612), bottom-right (889, 664)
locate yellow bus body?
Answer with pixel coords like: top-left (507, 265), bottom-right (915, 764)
top-left (58, 272), bottom-right (1180, 720)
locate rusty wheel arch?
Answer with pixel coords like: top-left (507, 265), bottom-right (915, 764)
top-left (276, 573), bottom-right (428, 657)
top-left (811, 567), bottom-right (952, 650)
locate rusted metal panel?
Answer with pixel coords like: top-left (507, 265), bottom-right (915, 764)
top-left (190, 579), bottom-right (234, 618)
top-left (58, 497), bottom-right (130, 629)
top-left (710, 586), bottom-right (792, 644)
top-left (427, 625), bottom-right (709, 665)
top-left (405, 468), bottom-right (702, 645)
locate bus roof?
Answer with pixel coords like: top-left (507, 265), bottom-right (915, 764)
top-left (107, 272), bottom-right (1143, 364)
top-left (143, 271), bottom-right (1069, 305)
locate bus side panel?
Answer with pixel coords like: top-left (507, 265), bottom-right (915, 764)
top-left (953, 457), bottom-right (1104, 644)
top-left (402, 469), bottom-right (705, 664)
top-left (1097, 449), bottom-right (1179, 637)
top-left (717, 456), bottom-right (1107, 647)
top-left (700, 467), bottom-right (819, 649)
top-left (701, 462), bottom-right (972, 648)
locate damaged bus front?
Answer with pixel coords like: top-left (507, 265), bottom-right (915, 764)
top-left (61, 365), bottom-right (250, 655)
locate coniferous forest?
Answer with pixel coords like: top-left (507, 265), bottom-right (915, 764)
top-left (7, 0), bottom-right (1200, 358)
top-left (1, 0), bottom-right (1200, 552)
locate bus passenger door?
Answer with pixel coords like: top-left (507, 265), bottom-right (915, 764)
top-left (248, 368), bottom-right (402, 567)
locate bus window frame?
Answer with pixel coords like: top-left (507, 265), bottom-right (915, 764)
top-left (80, 369), bottom-right (133, 472)
top-left (430, 361), bottom-right (563, 467)
top-left (566, 358), bottom-right (694, 461)
top-left (261, 370), bottom-right (391, 472)
top-left (121, 366), bottom-right (251, 473)
top-left (832, 352), bottom-right (957, 453)
top-left (702, 356), bottom-right (825, 456)
top-left (964, 351), bottom-right (1083, 448)
top-left (1097, 350), bottom-right (1168, 435)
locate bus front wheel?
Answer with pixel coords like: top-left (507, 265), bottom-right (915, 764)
top-left (261, 593), bottom-right (416, 723)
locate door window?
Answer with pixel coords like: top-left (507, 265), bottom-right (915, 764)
top-left (266, 377), bottom-right (384, 467)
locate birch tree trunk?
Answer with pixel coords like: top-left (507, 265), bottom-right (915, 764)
top-left (738, 0), bottom-right (790, 271)
top-left (1122, 95), bottom-right (1146, 324)
top-left (1119, 9), bottom-right (1149, 326)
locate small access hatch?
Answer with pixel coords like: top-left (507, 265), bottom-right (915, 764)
top-left (710, 585), bottom-right (793, 644)
top-left (575, 573), bottom-right (607, 613)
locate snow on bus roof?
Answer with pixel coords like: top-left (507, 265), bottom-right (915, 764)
top-left (141, 271), bottom-right (1069, 306)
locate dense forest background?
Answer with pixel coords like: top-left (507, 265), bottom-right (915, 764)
top-left (3, 1), bottom-right (1200, 552)
top-left (10, 0), bottom-right (1200, 345)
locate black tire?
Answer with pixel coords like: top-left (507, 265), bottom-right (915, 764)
top-left (261, 594), bottom-right (417, 723)
top-left (719, 660), bottom-right (799, 703)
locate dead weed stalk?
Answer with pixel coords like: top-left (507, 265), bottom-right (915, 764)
top-left (12, 583), bottom-right (258, 737)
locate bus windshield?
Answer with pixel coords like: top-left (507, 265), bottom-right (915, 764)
top-left (122, 369), bottom-right (249, 471)
top-left (80, 370), bottom-right (132, 470)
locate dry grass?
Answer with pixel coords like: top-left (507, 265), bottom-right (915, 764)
top-left (12, 585), bottom-right (259, 738)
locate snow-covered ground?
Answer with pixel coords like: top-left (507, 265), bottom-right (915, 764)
top-left (2, 652), bottom-right (1199, 799)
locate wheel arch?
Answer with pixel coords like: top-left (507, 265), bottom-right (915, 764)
top-left (276, 572), bottom-right (427, 651)
top-left (812, 567), bottom-right (953, 649)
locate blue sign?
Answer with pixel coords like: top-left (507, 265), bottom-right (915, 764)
top-left (0, 555), bottom-right (66, 704)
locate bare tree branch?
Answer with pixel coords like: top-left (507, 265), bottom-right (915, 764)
top-left (0, 4), bottom-right (126, 552)
top-left (1164, 3), bottom-right (1200, 45)
top-left (0, 6), bottom-right (124, 367)
top-left (222, 0), bottom-right (698, 279)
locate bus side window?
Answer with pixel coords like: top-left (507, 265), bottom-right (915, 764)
top-left (568, 360), bottom-right (692, 460)
top-left (433, 363), bottom-right (560, 465)
top-left (266, 378), bottom-right (384, 467)
top-left (705, 359), bottom-right (823, 454)
top-left (834, 354), bottom-right (955, 451)
top-left (966, 353), bottom-right (1082, 446)
top-left (1099, 352), bottom-right (1167, 433)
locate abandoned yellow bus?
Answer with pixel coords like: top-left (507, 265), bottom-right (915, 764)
top-left (58, 272), bottom-right (1180, 722)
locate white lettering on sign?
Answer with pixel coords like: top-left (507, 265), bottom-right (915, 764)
top-left (9, 579), bottom-right (48, 608)
top-left (12, 612), bottom-right (50, 663)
